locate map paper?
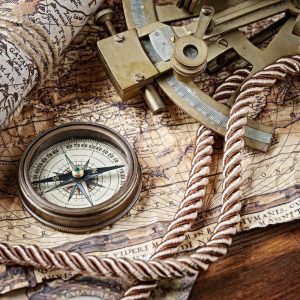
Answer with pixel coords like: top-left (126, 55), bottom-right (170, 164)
top-left (0, 1), bottom-right (300, 299)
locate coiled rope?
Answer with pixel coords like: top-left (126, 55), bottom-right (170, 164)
top-left (122, 69), bottom-right (250, 300)
top-left (0, 13), bottom-right (58, 128)
top-left (0, 54), bottom-right (299, 298)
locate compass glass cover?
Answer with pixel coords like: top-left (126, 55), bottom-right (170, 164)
top-left (29, 138), bottom-right (128, 208)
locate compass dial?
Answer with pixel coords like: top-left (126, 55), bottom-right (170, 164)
top-left (18, 123), bottom-right (142, 233)
top-left (29, 139), bottom-right (128, 208)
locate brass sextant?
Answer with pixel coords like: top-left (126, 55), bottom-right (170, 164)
top-left (96, 0), bottom-right (300, 152)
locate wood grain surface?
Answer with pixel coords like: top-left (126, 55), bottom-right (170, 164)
top-left (189, 221), bottom-right (300, 300)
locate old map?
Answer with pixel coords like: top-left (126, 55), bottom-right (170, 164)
top-left (0, 0), bottom-right (300, 299)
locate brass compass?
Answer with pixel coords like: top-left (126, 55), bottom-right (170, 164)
top-left (18, 123), bottom-right (142, 233)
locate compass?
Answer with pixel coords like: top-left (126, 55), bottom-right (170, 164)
top-left (18, 123), bottom-right (142, 233)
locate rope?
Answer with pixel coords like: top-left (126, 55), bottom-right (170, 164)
top-left (0, 12), bottom-right (58, 128)
top-left (122, 72), bottom-right (240, 299)
top-left (0, 55), bottom-right (298, 297)
top-left (122, 126), bottom-right (214, 299)
top-left (214, 68), bottom-right (251, 103)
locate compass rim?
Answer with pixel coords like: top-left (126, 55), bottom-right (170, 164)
top-left (18, 122), bottom-right (142, 233)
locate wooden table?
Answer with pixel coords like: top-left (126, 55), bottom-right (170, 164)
top-left (189, 221), bottom-right (300, 300)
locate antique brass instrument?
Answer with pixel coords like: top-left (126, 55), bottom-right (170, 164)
top-left (96, 0), bottom-right (300, 152)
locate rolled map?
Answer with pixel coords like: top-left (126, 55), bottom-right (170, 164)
top-left (0, 0), bottom-right (103, 128)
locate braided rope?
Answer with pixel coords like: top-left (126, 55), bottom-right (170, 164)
top-left (122, 65), bottom-right (255, 299)
top-left (122, 75), bottom-right (241, 299)
top-left (152, 126), bottom-right (214, 260)
top-left (214, 68), bottom-right (250, 103)
top-left (0, 56), bottom-right (298, 298)
top-left (122, 126), bottom-right (214, 299)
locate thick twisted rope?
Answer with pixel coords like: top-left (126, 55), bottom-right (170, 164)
top-left (0, 13), bottom-right (58, 85)
top-left (152, 126), bottom-right (214, 260)
top-left (0, 56), bottom-right (298, 298)
top-left (0, 13), bottom-right (58, 128)
top-left (116, 68), bottom-right (250, 300)
top-left (122, 126), bottom-right (214, 299)
top-left (214, 68), bottom-right (250, 103)
top-left (122, 76), bottom-right (241, 299)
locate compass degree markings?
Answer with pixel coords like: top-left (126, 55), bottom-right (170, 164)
top-left (29, 138), bottom-right (129, 208)
top-left (32, 164), bottom-right (125, 184)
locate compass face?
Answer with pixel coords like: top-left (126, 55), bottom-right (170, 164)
top-left (19, 123), bottom-right (142, 232)
top-left (29, 138), bottom-right (128, 208)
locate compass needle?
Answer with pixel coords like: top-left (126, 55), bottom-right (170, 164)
top-left (21, 124), bottom-right (141, 232)
top-left (77, 181), bottom-right (94, 207)
top-left (65, 154), bottom-right (76, 169)
top-left (32, 172), bottom-right (72, 184)
top-left (83, 159), bottom-right (90, 170)
top-left (85, 165), bottom-right (125, 177)
top-left (68, 185), bottom-right (77, 202)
